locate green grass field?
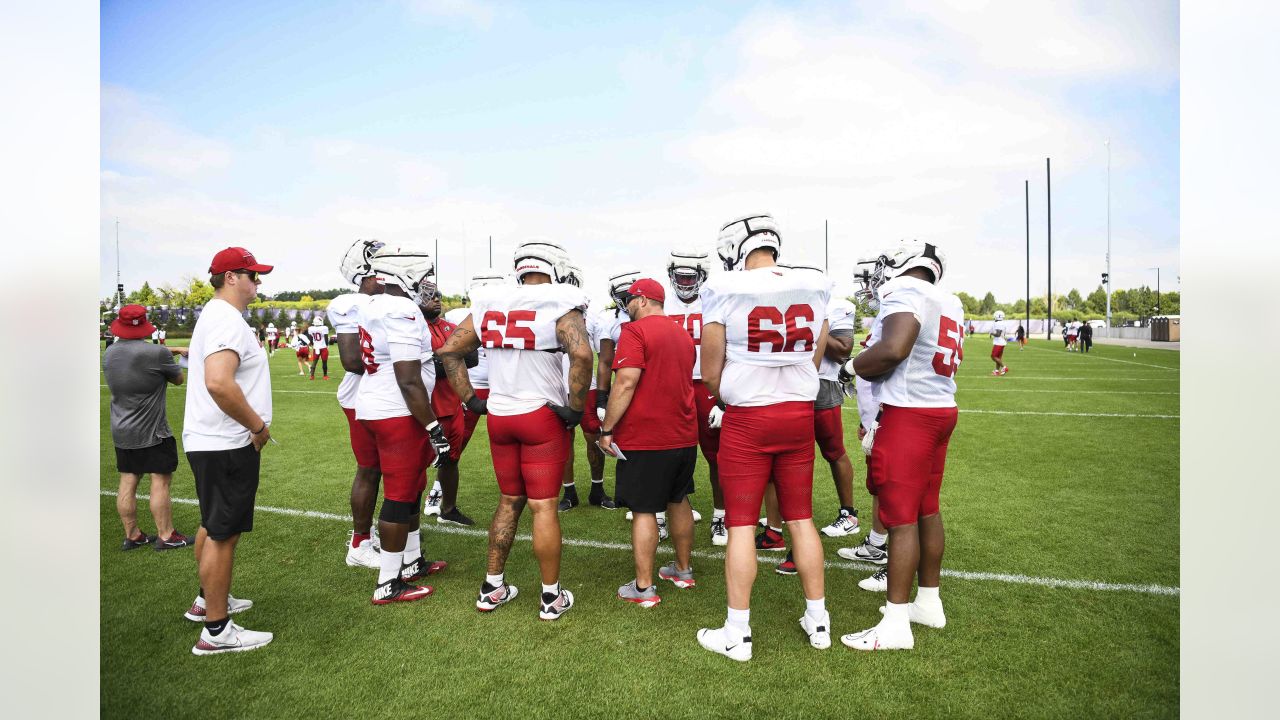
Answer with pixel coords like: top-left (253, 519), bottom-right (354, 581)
top-left (100, 336), bottom-right (1179, 719)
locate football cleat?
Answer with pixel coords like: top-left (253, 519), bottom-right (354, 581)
top-left (696, 626), bottom-right (752, 662)
top-left (837, 537), bottom-right (887, 565)
top-left (372, 578), bottom-right (433, 605)
top-left (617, 580), bottom-right (662, 609)
top-left (709, 516), bottom-right (728, 546)
top-left (858, 567), bottom-right (888, 592)
top-left (476, 582), bottom-right (519, 612)
top-left (191, 621), bottom-right (273, 656)
top-left (840, 623), bottom-right (914, 651)
top-left (539, 588), bottom-right (575, 621)
top-left (184, 594), bottom-right (253, 622)
top-left (878, 600), bottom-right (947, 628)
top-left (121, 531), bottom-right (156, 551)
top-left (800, 611), bottom-right (832, 650)
top-left (400, 558), bottom-right (448, 583)
top-left (775, 553), bottom-right (797, 575)
top-left (424, 489), bottom-right (443, 516)
top-left (820, 509), bottom-right (861, 537)
top-left (437, 507), bottom-right (474, 527)
top-left (755, 528), bottom-right (786, 551)
top-left (691, 509), bottom-right (702, 523)
top-left (558, 489), bottom-right (580, 512)
top-left (658, 561), bottom-right (696, 589)
top-left (588, 488), bottom-right (617, 509)
top-left (346, 537), bottom-right (380, 569)
top-left (153, 530), bottom-right (192, 551)
top-left (999, 367), bottom-right (1009, 375)
top-left (625, 510), bottom-right (633, 521)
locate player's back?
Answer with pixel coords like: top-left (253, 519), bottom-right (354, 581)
top-left (875, 276), bottom-right (962, 408)
top-left (470, 282), bottom-right (589, 416)
top-left (702, 265), bottom-right (829, 407)
top-left (354, 293), bottom-right (427, 420)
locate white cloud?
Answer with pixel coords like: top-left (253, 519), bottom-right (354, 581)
top-left (404, 0), bottom-right (496, 29)
top-left (101, 85), bottom-right (232, 177)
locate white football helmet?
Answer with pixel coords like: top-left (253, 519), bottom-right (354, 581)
top-left (339, 239), bottom-right (386, 285)
top-left (667, 248), bottom-right (711, 301)
top-left (717, 213), bottom-right (781, 271)
top-left (608, 270), bottom-right (642, 309)
top-left (513, 240), bottom-right (570, 284)
top-left (369, 244), bottom-right (436, 305)
top-left (994, 310), bottom-right (1005, 322)
top-left (468, 268), bottom-right (508, 294)
top-left (563, 263), bottom-right (583, 287)
top-left (852, 255), bottom-right (881, 313)
top-left (266, 323), bottom-right (275, 329)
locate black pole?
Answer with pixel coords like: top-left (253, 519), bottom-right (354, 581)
top-left (824, 219), bottom-right (829, 273)
top-left (489, 235), bottom-right (492, 267)
top-left (434, 237), bottom-right (439, 278)
top-left (1156, 268), bottom-right (1160, 314)
top-left (1025, 180), bottom-right (1030, 334)
top-left (1044, 156), bottom-right (1054, 338)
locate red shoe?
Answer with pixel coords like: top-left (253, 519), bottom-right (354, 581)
top-left (372, 578), bottom-right (433, 605)
top-left (400, 558), bottom-right (448, 582)
top-left (775, 552), bottom-right (797, 575)
top-left (999, 367), bottom-right (1009, 375)
top-left (755, 528), bottom-right (786, 551)
top-left (322, 375), bottom-right (330, 380)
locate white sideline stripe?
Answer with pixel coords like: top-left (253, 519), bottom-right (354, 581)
top-left (100, 384), bottom-right (335, 396)
top-left (959, 388), bottom-right (1178, 396)
top-left (840, 407), bottom-right (1178, 419)
top-left (99, 490), bottom-right (1178, 597)
top-left (1024, 344), bottom-right (1178, 371)
top-left (964, 376), bottom-right (1178, 382)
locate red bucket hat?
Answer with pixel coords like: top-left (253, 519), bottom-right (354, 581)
top-left (209, 247), bottom-right (274, 275)
top-left (110, 304), bottom-right (157, 340)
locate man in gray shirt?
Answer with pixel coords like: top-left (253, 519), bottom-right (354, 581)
top-left (103, 305), bottom-right (191, 551)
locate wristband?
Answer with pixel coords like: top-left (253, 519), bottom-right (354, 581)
top-left (426, 420), bottom-right (440, 432)
top-left (600, 429), bottom-right (614, 436)
top-left (251, 423), bottom-right (267, 435)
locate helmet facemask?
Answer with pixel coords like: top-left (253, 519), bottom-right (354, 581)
top-left (668, 266), bottom-right (705, 301)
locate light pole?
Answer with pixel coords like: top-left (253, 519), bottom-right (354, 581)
top-left (1148, 267), bottom-right (1161, 315)
top-left (1105, 140), bottom-right (1112, 336)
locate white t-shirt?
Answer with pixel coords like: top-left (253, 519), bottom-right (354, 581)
top-left (701, 265), bottom-right (829, 407)
top-left (266, 326), bottom-right (278, 340)
top-left (819, 297), bottom-right (857, 381)
top-left (874, 276), bottom-right (964, 408)
top-left (470, 283), bottom-right (589, 416)
top-left (157, 329), bottom-right (167, 341)
top-left (182, 298), bottom-right (272, 451)
top-left (354, 294), bottom-right (430, 421)
top-left (328, 292), bottom-right (373, 409)
top-left (664, 284), bottom-right (705, 381)
top-left (443, 306), bottom-right (490, 390)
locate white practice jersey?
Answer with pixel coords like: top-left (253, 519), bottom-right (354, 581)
top-left (664, 284), bottom-right (705, 381)
top-left (445, 307), bottom-right (489, 389)
top-left (470, 283), bottom-right (590, 416)
top-left (701, 265), bottom-right (829, 407)
top-left (354, 294), bottom-right (430, 421)
top-left (309, 323), bottom-right (329, 347)
top-left (819, 297), bottom-right (857, 381)
top-left (991, 323), bottom-right (1007, 347)
top-left (602, 307), bottom-right (631, 344)
top-left (328, 293), bottom-right (373, 409)
top-left (874, 276), bottom-right (964, 408)
top-left (856, 314), bottom-right (884, 431)
top-left (266, 327), bottom-right (278, 340)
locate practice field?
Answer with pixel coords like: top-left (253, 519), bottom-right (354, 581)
top-left (99, 336), bottom-right (1179, 719)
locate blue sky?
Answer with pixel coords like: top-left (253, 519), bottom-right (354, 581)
top-left (101, 0), bottom-right (1179, 304)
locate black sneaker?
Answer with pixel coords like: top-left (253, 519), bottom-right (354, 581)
top-left (121, 532), bottom-right (156, 551)
top-left (538, 588), bottom-right (575, 620)
top-left (588, 488), bottom-right (617, 510)
top-left (400, 557), bottom-right (449, 582)
top-left (372, 577), bottom-right (433, 605)
top-left (437, 507), bottom-right (475, 526)
top-left (755, 527), bottom-right (786, 551)
top-left (558, 490), bottom-right (580, 512)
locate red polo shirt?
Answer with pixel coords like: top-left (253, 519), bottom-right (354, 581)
top-left (428, 317), bottom-right (461, 417)
top-left (611, 314), bottom-right (696, 451)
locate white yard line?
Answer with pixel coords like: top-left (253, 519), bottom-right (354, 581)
top-left (99, 491), bottom-right (1179, 597)
top-left (961, 376), bottom-right (1178, 382)
top-left (1023, 344), bottom-right (1179, 371)
top-left (958, 388), bottom-right (1178, 395)
top-left (840, 407), bottom-right (1178, 419)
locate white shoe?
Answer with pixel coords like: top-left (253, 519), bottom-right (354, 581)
top-left (799, 611), bottom-right (832, 650)
top-left (709, 516), bottom-right (728, 546)
top-left (840, 621), bottom-right (914, 651)
top-left (696, 626), bottom-right (752, 662)
top-left (820, 509), bottom-right (861, 537)
top-left (345, 538), bottom-right (380, 569)
top-left (184, 594), bottom-right (253, 622)
top-left (691, 509), bottom-right (702, 523)
top-left (837, 537), bottom-right (888, 565)
top-left (879, 600), bottom-right (947, 628)
top-left (192, 621), bottom-right (273, 655)
top-left (625, 510), bottom-right (633, 521)
top-left (858, 567), bottom-right (888, 592)
top-left (657, 515), bottom-right (669, 541)
top-left (424, 490), bottom-right (443, 516)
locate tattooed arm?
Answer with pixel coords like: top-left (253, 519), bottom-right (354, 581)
top-left (556, 308), bottom-right (592, 412)
top-left (438, 314), bottom-right (482, 404)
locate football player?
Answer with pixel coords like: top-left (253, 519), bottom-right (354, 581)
top-left (990, 309), bottom-right (1008, 375)
top-left (443, 269), bottom-right (508, 465)
top-left (556, 263), bottom-right (616, 511)
top-left (437, 241), bottom-right (592, 620)
top-left (695, 213), bottom-right (832, 662)
top-left (354, 244), bottom-right (453, 605)
top-left (418, 276), bottom-right (476, 527)
top-left (291, 322), bottom-right (312, 375)
top-left (329, 239), bottom-right (386, 569)
top-left (265, 322), bottom-right (279, 355)
top-left (308, 317), bottom-right (331, 380)
top-left (839, 241), bottom-right (962, 652)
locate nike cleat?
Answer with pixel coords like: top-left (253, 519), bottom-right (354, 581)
top-left (192, 622), bottom-right (273, 656)
top-left (709, 516), bottom-right (728, 546)
top-left (658, 561), bottom-right (696, 589)
top-left (153, 531), bottom-right (192, 551)
top-left (424, 490), bottom-right (443, 516)
top-left (800, 611), bottom-right (832, 650)
top-left (539, 588), bottom-right (575, 620)
top-left (121, 532), bottom-right (156, 551)
top-left (400, 558), bottom-right (448, 583)
top-left (837, 537), bottom-right (888, 565)
top-left (755, 528), bottom-right (786, 551)
top-left (841, 623), bottom-right (914, 651)
top-left (372, 578), bottom-right (433, 605)
top-left (476, 582), bottom-right (519, 612)
top-left (184, 595), bottom-right (254, 622)
top-left (858, 567), bottom-right (888, 592)
top-left (775, 552), bottom-right (797, 575)
top-left (820, 509), bottom-right (861, 537)
top-left (437, 507), bottom-right (475, 527)
top-left (696, 626), bottom-right (752, 662)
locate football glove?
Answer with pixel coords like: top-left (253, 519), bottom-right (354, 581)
top-left (464, 394), bottom-right (488, 415)
top-left (707, 404), bottom-right (724, 430)
top-left (426, 421), bottom-right (453, 467)
top-left (860, 420), bottom-right (878, 456)
top-left (546, 402), bottom-right (583, 430)
top-left (595, 390), bottom-right (609, 423)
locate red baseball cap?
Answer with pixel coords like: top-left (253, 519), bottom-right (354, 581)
top-left (209, 247), bottom-right (274, 275)
top-left (109, 304), bottom-right (157, 340)
top-left (626, 278), bottom-right (665, 304)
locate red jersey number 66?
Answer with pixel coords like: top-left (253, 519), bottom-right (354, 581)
top-left (747, 304), bottom-right (815, 353)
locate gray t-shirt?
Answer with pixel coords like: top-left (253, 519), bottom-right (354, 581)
top-left (103, 339), bottom-right (182, 449)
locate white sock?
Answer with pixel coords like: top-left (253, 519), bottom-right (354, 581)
top-left (882, 601), bottom-right (910, 629)
top-left (485, 573), bottom-right (505, 588)
top-left (713, 508), bottom-right (726, 520)
top-left (656, 511), bottom-right (667, 520)
top-left (805, 597), bottom-right (827, 622)
top-left (726, 607), bottom-right (751, 636)
top-left (590, 478), bottom-right (603, 484)
top-left (404, 530), bottom-right (421, 563)
top-left (563, 482), bottom-right (575, 489)
top-left (915, 586), bottom-right (940, 604)
top-left (430, 480), bottom-right (441, 495)
top-left (541, 582), bottom-right (560, 597)
top-left (769, 525), bottom-right (782, 534)
top-left (869, 530), bottom-right (887, 547)
top-left (378, 549), bottom-right (403, 584)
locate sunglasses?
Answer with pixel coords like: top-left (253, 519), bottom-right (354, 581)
top-left (232, 270), bottom-right (261, 283)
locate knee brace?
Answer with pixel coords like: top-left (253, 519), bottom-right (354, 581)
top-left (379, 499), bottom-right (417, 523)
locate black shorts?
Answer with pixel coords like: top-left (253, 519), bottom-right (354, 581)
top-left (187, 444), bottom-right (261, 541)
top-left (615, 446), bottom-right (696, 513)
top-left (115, 436), bottom-right (178, 475)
